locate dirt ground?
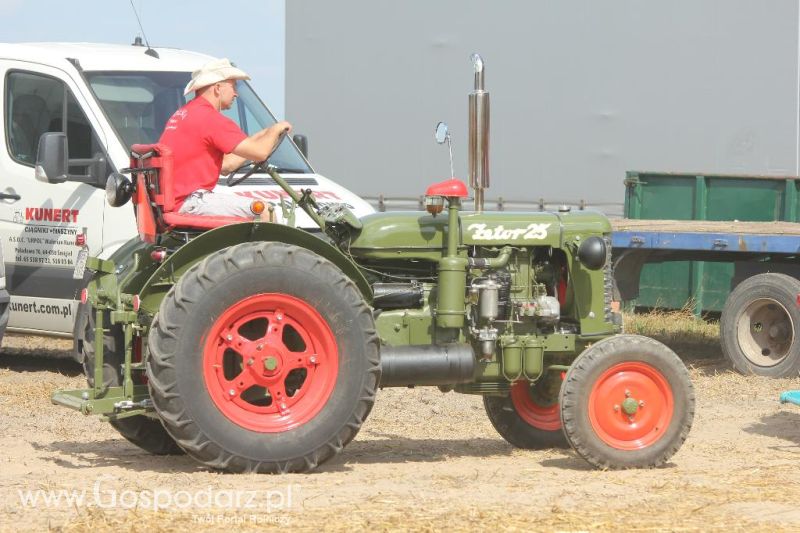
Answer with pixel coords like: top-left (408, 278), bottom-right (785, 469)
top-left (1, 328), bottom-right (800, 532)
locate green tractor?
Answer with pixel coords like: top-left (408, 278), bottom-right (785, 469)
top-left (50, 55), bottom-right (693, 473)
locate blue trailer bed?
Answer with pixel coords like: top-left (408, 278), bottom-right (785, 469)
top-left (609, 219), bottom-right (800, 378)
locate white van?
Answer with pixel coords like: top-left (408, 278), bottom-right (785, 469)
top-left (0, 42), bottom-right (373, 340)
top-left (0, 250), bottom-right (8, 345)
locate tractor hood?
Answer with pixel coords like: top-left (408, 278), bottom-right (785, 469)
top-left (348, 210), bottom-right (611, 256)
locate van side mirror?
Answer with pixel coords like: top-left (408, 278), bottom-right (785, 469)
top-left (293, 134), bottom-right (308, 158)
top-left (35, 132), bottom-right (68, 184)
top-left (35, 132), bottom-right (106, 186)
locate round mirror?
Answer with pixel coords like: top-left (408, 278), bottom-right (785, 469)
top-left (435, 122), bottom-right (449, 144)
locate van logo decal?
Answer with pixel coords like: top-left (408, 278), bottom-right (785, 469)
top-left (467, 223), bottom-right (551, 241)
top-left (24, 207), bottom-right (80, 223)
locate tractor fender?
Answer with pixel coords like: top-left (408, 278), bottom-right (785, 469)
top-left (138, 222), bottom-right (372, 314)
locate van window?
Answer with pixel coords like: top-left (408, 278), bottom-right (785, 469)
top-left (85, 71), bottom-right (311, 174)
top-left (5, 71), bottom-right (103, 170)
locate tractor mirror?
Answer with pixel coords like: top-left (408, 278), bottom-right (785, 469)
top-left (435, 122), bottom-right (449, 144)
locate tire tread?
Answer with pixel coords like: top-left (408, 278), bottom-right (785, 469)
top-left (147, 241), bottom-right (380, 473)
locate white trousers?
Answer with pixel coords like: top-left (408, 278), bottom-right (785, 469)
top-left (178, 190), bottom-right (255, 218)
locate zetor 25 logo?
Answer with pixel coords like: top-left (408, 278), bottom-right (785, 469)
top-left (467, 223), bottom-right (551, 241)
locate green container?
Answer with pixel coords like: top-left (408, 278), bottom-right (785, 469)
top-left (623, 171), bottom-right (800, 314)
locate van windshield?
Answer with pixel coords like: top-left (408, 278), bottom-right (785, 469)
top-left (84, 71), bottom-right (311, 173)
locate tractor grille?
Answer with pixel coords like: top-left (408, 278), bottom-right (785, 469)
top-left (604, 234), bottom-right (613, 324)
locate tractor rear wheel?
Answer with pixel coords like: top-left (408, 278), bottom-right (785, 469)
top-left (147, 242), bottom-right (380, 473)
top-left (78, 303), bottom-right (183, 455)
top-left (559, 334), bottom-right (694, 469)
top-left (483, 379), bottom-right (568, 449)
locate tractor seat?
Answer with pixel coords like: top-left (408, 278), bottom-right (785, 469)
top-left (130, 143), bottom-right (255, 240)
top-left (162, 211), bottom-right (251, 230)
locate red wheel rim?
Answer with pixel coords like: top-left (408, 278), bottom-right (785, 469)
top-left (203, 293), bottom-right (338, 433)
top-left (588, 362), bottom-right (674, 450)
top-left (510, 381), bottom-right (562, 431)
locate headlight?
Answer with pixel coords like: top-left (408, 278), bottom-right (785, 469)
top-left (577, 236), bottom-right (607, 270)
top-left (105, 173), bottom-right (135, 207)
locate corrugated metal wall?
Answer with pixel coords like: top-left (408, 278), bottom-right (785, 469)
top-left (286, 1), bottom-right (799, 213)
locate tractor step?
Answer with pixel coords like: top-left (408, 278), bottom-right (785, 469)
top-left (779, 390), bottom-right (800, 407)
top-left (51, 385), bottom-right (152, 417)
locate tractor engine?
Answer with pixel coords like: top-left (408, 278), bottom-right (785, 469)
top-left (469, 260), bottom-right (562, 361)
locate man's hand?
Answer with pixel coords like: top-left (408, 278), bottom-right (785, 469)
top-left (231, 121), bottom-right (294, 162)
top-left (274, 121), bottom-right (292, 136)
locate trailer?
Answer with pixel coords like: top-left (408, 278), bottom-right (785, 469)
top-left (611, 218), bottom-right (800, 378)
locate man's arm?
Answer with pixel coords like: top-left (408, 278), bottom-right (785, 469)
top-left (222, 121), bottom-right (292, 175)
top-left (221, 153), bottom-right (248, 176)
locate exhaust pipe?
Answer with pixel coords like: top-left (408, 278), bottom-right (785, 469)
top-left (468, 53), bottom-right (490, 213)
top-left (379, 344), bottom-right (476, 387)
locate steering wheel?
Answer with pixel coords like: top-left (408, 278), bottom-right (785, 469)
top-left (225, 159), bottom-right (263, 187)
top-left (226, 128), bottom-right (289, 187)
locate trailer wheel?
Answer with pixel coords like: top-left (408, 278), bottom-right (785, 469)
top-left (720, 273), bottom-right (800, 377)
top-left (147, 242), bottom-right (380, 473)
top-left (78, 303), bottom-right (183, 456)
top-left (560, 335), bottom-right (694, 469)
top-left (483, 380), bottom-right (568, 449)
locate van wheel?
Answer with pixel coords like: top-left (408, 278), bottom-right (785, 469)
top-left (147, 242), bottom-right (380, 473)
top-left (720, 273), bottom-right (800, 377)
top-left (78, 303), bottom-right (183, 455)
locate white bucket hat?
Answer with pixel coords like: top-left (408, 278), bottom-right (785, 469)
top-left (183, 58), bottom-right (251, 95)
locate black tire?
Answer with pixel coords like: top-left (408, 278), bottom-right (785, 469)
top-left (147, 242), bottom-right (380, 473)
top-left (483, 380), bottom-right (568, 449)
top-left (720, 273), bottom-right (800, 378)
top-left (78, 302), bottom-right (183, 456)
top-left (560, 334), bottom-right (694, 469)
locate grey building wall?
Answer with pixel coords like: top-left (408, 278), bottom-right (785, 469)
top-left (287, 1), bottom-right (799, 213)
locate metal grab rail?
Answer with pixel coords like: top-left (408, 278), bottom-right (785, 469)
top-left (361, 195), bottom-right (624, 216)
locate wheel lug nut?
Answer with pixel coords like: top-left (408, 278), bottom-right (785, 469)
top-left (613, 404), bottom-right (620, 412)
top-left (639, 400), bottom-right (646, 408)
top-left (226, 334), bottom-right (233, 342)
top-left (309, 355), bottom-right (318, 365)
top-left (624, 389), bottom-right (631, 397)
top-left (228, 389), bottom-right (236, 396)
top-left (247, 358), bottom-right (254, 366)
top-left (256, 344), bottom-right (263, 351)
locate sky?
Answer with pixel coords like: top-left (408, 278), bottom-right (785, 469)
top-left (0, 0), bottom-right (287, 117)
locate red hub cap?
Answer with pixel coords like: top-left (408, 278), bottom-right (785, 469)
top-left (510, 381), bottom-right (562, 431)
top-left (203, 293), bottom-right (338, 433)
top-left (588, 362), bottom-right (674, 450)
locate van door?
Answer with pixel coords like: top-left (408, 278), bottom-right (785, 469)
top-left (0, 61), bottom-right (109, 335)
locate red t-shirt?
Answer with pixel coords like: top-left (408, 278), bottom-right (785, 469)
top-left (158, 97), bottom-right (247, 205)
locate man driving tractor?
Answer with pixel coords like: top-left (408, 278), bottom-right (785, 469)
top-left (159, 58), bottom-right (292, 218)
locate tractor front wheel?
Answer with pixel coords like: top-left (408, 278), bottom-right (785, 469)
top-left (147, 242), bottom-right (380, 473)
top-left (559, 334), bottom-right (694, 469)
